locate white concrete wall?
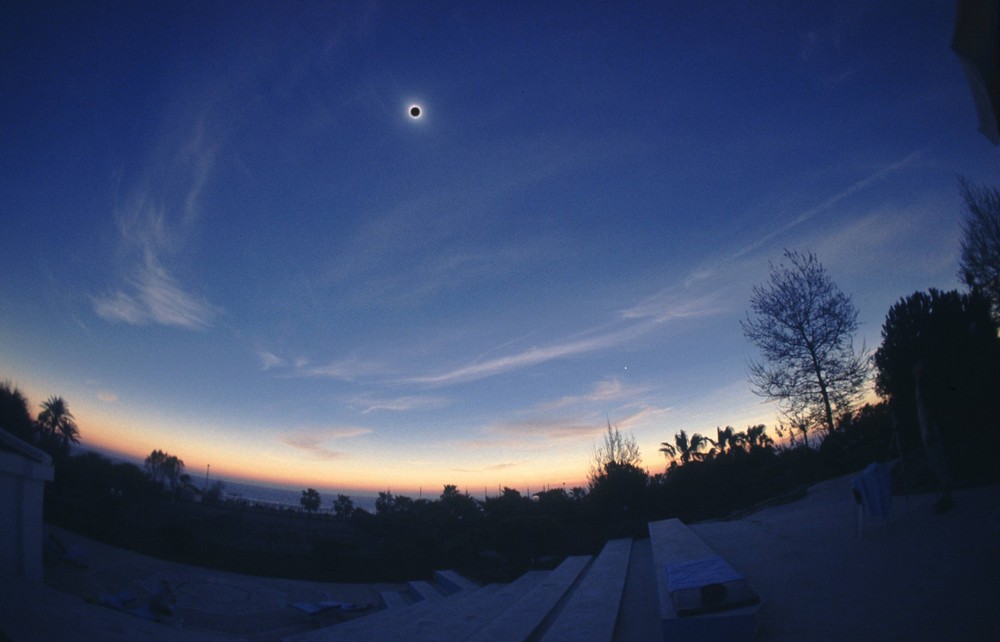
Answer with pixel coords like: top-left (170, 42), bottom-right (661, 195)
top-left (0, 436), bottom-right (54, 583)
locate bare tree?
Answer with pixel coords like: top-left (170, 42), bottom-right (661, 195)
top-left (589, 421), bottom-right (642, 484)
top-left (741, 250), bottom-right (870, 435)
top-left (588, 421), bottom-right (647, 520)
top-left (958, 178), bottom-right (1000, 322)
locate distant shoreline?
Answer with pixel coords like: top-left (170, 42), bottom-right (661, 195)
top-left (220, 479), bottom-right (380, 514)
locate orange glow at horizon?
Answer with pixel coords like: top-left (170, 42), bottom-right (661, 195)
top-left (76, 409), bottom-right (593, 497)
top-left (55, 375), bottom-right (792, 500)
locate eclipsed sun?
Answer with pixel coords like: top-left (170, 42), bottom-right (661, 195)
top-left (408, 104), bottom-right (422, 119)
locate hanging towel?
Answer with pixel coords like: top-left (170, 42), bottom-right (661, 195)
top-left (666, 555), bottom-right (744, 591)
top-left (851, 461), bottom-right (892, 518)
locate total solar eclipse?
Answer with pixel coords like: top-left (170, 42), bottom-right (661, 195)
top-left (408, 104), bottom-right (422, 119)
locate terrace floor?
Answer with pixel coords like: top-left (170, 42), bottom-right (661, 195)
top-left (1, 472), bottom-right (998, 641)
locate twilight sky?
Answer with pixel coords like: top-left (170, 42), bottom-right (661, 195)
top-left (1, 1), bottom-right (997, 496)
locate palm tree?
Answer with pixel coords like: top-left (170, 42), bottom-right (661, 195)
top-left (745, 424), bottom-right (775, 452)
top-left (37, 396), bottom-right (80, 455)
top-left (659, 430), bottom-right (709, 466)
top-left (709, 426), bottom-right (746, 457)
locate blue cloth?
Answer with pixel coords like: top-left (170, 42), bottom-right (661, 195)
top-left (851, 462), bottom-right (892, 518)
top-left (666, 555), bottom-right (744, 591)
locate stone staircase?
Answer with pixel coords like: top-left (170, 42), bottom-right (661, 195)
top-left (284, 522), bottom-right (760, 642)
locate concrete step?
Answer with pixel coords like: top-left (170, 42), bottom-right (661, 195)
top-left (409, 579), bottom-right (446, 601)
top-left (287, 570), bottom-right (548, 641)
top-left (390, 570), bottom-right (551, 641)
top-left (612, 538), bottom-right (661, 642)
top-left (288, 545), bottom-right (639, 642)
top-left (378, 589), bottom-right (409, 609)
top-left (466, 555), bottom-right (592, 642)
top-left (539, 538), bottom-right (632, 642)
top-left (434, 569), bottom-right (481, 595)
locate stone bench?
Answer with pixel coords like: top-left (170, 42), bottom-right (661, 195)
top-left (434, 569), bottom-right (481, 595)
top-left (395, 570), bottom-right (552, 641)
top-left (539, 538), bottom-right (632, 641)
top-left (288, 570), bottom-right (549, 641)
top-left (466, 555), bottom-right (592, 642)
top-left (378, 589), bottom-right (408, 609)
top-left (648, 518), bottom-right (761, 642)
top-left (409, 579), bottom-right (445, 601)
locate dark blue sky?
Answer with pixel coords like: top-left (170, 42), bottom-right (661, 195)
top-left (2, 1), bottom-right (996, 493)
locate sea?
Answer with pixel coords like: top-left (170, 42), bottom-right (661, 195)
top-left (78, 445), bottom-right (385, 513)
top-left (214, 480), bottom-right (532, 513)
top-left (218, 479), bottom-right (380, 514)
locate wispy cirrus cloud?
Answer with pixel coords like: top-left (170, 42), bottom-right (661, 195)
top-left (94, 253), bottom-right (220, 329)
top-left (258, 351), bottom-right (286, 370)
top-left (729, 151), bottom-right (922, 263)
top-left (253, 348), bottom-right (389, 381)
top-left (491, 416), bottom-right (607, 442)
top-left (303, 357), bottom-right (389, 381)
top-left (352, 394), bottom-right (450, 414)
top-left (405, 334), bottom-right (623, 387)
top-left (817, 68), bottom-right (858, 92)
top-left (280, 427), bottom-right (372, 461)
top-left (619, 287), bottom-right (731, 322)
top-left (316, 131), bottom-right (643, 311)
top-left (811, 202), bottom-right (959, 282)
top-left (613, 405), bottom-right (672, 432)
top-left (537, 377), bottom-right (648, 412)
top-left (452, 461), bottom-right (526, 473)
top-left (406, 286), bottom-right (726, 387)
top-left (93, 123), bottom-right (221, 330)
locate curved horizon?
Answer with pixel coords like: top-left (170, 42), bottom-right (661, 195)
top-left (2, 2), bottom-right (994, 496)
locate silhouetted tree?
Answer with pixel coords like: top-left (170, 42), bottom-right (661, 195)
top-left (482, 487), bottom-right (529, 524)
top-left (659, 429), bottom-right (709, 467)
top-left (204, 480), bottom-right (226, 504)
top-left (333, 494), bottom-right (354, 519)
top-left (588, 421), bottom-right (641, 484)
top-left (708, 426), bottom-right (743, 457)
top-left (440, 484), bottom-right (480, 520)
top-left (145, 450), bottom-right (168, 483)
top-left (375, 491), bottom-right (399, 515)
top-left (163, 455), bottom-right (183, 491)
top-left (777, 411), bottom-right (814, 448)
top-left (874, 288), bottom-right (1000, 479)
top-left (144, 449), bottom-right (184, 492)
top-left (0, 381), bottom-right (36, 443)
top-left (37, 396), bottom-right (80, 456)
top-left (742, 249), bottom-right (870, 434)
top-left (958, 178), bottom-right (1000, 321)
top-left (300, 488), bottom-right (321, 513)
top-left (588, 422), bottom-right (648, 532)
top-left (743, 424), bottom-right (774, 452)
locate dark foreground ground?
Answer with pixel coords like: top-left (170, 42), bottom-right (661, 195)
top-left (2, 472), bottom-right (998, 641)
